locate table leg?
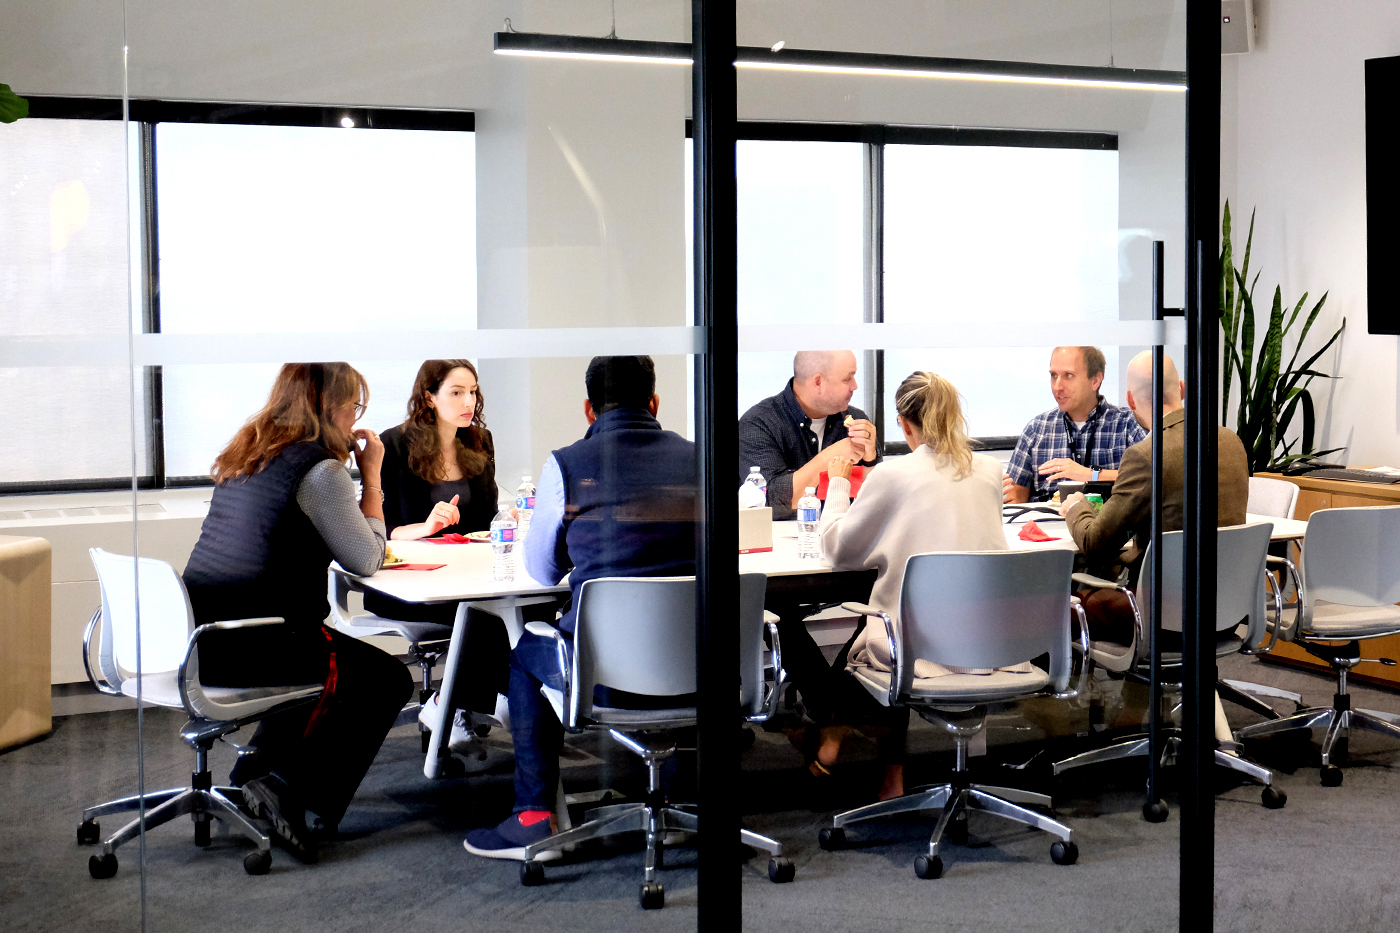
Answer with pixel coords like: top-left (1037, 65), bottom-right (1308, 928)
top-left (423, 600), bottom-right (472, 780)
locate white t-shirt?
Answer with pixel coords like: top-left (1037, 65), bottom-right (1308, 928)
top-left (1070, 420), bottom-right (1087, 431)
top-left (809, 415), bottom-right (828, 449)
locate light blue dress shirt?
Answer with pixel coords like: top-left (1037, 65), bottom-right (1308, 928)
top-left (524, 453), bottom-right (569, 585)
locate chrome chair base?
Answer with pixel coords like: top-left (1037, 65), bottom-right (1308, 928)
top-left (82, 785), bottom-right (270, 859)
top-left (1052, 733), bottom-right (1282, 792)
top-left (1236, 705), bottom-right (1400, 766)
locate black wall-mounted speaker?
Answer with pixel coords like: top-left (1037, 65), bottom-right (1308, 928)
top-left (1367, 55), bottom-right (1400, 335)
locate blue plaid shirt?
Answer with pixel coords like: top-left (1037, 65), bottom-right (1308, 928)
top-left (1005, 398), bottom-right (1147, 501)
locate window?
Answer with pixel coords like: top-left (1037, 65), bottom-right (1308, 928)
top-left (0, 102), bottom-right (475, 491)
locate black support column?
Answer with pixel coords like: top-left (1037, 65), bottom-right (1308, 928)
top-left (692, 0), bottom-right (739, 927)
top-left (1182, 1), bottom-right (1221, 928)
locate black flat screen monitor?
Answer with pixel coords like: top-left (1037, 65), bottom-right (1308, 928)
top-left (1367, 54), bottom-right (1400, 334)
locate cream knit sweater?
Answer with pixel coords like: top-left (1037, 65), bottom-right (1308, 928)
top-left (818, 445), bottom-right (1016, 677)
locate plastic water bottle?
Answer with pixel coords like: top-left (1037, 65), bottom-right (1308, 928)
top-left (797, 486), bottom-right (821, 559)
top-left (490, 506), bottom-right (517, 582)
top-left (744, 466), bottom-right (767, 498)
top-left (514, 475), bottom-right (536, 538)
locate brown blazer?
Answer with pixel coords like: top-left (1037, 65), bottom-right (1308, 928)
top-left (1065, 408), bottom-right (1250, 582)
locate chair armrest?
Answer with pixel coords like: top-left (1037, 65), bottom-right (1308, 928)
top-left (1254, 555), bottom-right (1305, 647)
top-left (1071, 573), bottom-right (1129, 592)
top-left (840, 602), bottom-right (898, 707)
top-left (177, 617), bottom-right (289, 719)
top-left (763, 610), bottom-right (780, 625)
top-left (1054, 597), bottom-right (1091, 701)
top-left (82, 607), bottom-right (123, 697)
top-left (750, 619), bottom-right (787, 723)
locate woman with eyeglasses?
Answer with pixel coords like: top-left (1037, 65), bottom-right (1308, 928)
top-left (182, 362), bottom-right (412, 865)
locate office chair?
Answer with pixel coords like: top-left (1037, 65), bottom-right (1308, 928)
top-left (1233, 505), bottom-right (1400, 786)
top-left (329, 569), bottom-right (454, 752)
top-left (818, 549), bottom-right (1083, 880)
top-left (78, 549), bottom-right (323, 878)
top-left (738, 571), bottom-right (794, 884)
top-left (516, 576), bottom-right (702, 909)
top-left (1248, 476), bottom-right (1300, 520)
top-left (1052, 524), bottom-right (1288, 813)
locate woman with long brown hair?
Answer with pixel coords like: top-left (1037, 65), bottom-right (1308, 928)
top-left (183, 362), bottom-right (412, 865)
top-left (810, 371), bottom-right (1009, 802)
top-left (378, 359), bottom-right (497, 542)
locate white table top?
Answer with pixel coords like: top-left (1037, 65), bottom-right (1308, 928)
top-left (353, 514), bottom-right (1309, 603)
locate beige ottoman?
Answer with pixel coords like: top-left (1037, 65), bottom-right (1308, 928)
top-left (1, 536), bottom-right (53, 750)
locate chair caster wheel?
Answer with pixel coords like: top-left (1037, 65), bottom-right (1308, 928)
top-left (640, 882), bottom-right (665, 909)
top-left (768, 857), bottom-right (795, 883)
top-left (914, 855), bottom-right (943, 879)
top-left (194, 817), bottom-right (212, 847)
top-left (947, 813), bottom-right (969, 846)
top-left (1261, 785), bottom-right (1287, 809)
top-left (421, 730), bottom-right (432, 754)
top-left (442, 756), bottom-right (467, 779)
top-left (520, 860), bottom-right (546, 887)
top-left (1051, 841), bottom-right (1079, 865)
top-left (77, 820), bottom-right (100, 845)
top-left (817, 827), bottom-right (846, 851)
top-left (1321, 764), bottom-right (1344, 787)
top-left (88, 853), bottom-right (118, 879)
top-left (1143, 800), bottom-right (1169, 823)
top-left (244, 850), bottom-right (272, 875)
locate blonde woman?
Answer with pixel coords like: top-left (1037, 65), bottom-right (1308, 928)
top-left (815, 371), bottom-right (1008, 800)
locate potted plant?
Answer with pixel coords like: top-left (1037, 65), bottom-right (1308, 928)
top-left (0, 84), bottom-right (27, 123)
top-left (1219, 202), bottom-right (1346, 474)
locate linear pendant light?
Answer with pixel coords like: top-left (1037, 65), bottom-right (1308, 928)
top-left (493, 32), bottom-right (1187, 92)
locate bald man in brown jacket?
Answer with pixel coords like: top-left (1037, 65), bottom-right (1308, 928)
top-left (1061, 351), bottom-right (1250, 641)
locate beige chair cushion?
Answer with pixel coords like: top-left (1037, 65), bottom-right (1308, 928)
top-left (1305, 602), bottom-right (1400, 637)
top-left (852, 664), bottom-right (1050, 703)
top-left (122, 672), bottom-right (322, 721)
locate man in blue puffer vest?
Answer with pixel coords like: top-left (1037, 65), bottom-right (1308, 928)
top-left (464, 356), bottom-right (697, 860)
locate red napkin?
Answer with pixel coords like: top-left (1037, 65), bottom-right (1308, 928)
top-left (816, 466), bottom-right (866, 500)
top-left (1017, 520), bottom-right (1060, 542)
top-left (383, 563), bottom-right (446, 571)
top-left (424, 534), bottom-right (474, 544)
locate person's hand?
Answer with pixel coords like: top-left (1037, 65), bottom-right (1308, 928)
top-left (844, 418), bottom-right (876, 461)
top-left (828, 456), bottom-right (854, 482)
top-left (424, 495), bottom-right (460, 536)
top-left (1038, 458), bottom-right (1090, 484)
top-left (824, 437), bottom-right (860, 464)
top-left (352, 428), bottom-right (384, 477)
top-left (1057, 491), bottom-right (1087, 517)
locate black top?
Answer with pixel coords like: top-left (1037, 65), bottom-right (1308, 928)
top-left (379, 423), bottom-right (498, 537)
top-left (736, 378), bottom-right (881, 520)
top-left (183, 441), bottom-right (336, 627)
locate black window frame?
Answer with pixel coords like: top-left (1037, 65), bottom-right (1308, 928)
top-left (2, 97), bottom-right (475, 496)
top-left (695, 118), bottom-right (1118, 457)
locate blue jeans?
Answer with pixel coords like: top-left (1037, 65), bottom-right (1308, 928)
top-left (508, 630), bottom-right (569, 813)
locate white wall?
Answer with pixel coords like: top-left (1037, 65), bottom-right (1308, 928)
top-left (1223, 1), bottom-right (1400, 467)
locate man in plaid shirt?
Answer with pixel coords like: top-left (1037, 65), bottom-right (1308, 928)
top-left (1004, 346), bottom-right (1147, 503)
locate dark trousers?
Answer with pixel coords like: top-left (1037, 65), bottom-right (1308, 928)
top-left (201, 624), bottom-right (413, 826)
top-left (507, 631), bottom-right (566, 812)
top-left (363, 592), bottom-right (512, 715)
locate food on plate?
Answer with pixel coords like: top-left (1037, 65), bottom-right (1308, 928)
top-left (383, 544), bottom-right (405, 566)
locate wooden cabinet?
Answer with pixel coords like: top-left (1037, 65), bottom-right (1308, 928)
top-left (0, 536), bottom-right (52, 750)
top-left (1256, 472), bottom-right (1400, 689)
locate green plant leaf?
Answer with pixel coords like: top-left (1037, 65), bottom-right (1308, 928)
top-left (0, 84), bottom-right (29, 123)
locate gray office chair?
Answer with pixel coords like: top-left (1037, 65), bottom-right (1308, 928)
top-left (519, 575), bottom-right (700, 909)
top-left (818, 549), bottom-right (1082, 880)
top-left (1052, 524), bottom-right (1288, 813)
top-left (738, 571), bottom-right (794, 884)
top-left (1248, 476), bottom-right (1299, 520)
top-left (329, 569), bottom-right (454, 752)
top-left (79, 549), bottom-right (323, 878)
top-left (1233, 505), bottom-right (1400, 786)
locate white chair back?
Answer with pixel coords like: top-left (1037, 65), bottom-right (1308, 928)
top-left (1248, 476), bottom-right (1299, 520)
top-left (1302, 505), bottom-right (1400, 609)
top-left (737, 572), bottom-right (769, 717)
top-left (90, 548), bottom-right (194, 687)
top-left (897, 549), bottom-right (1074, 699)
top-left (570, 576), bottom-right (697, 726)
top-left (1134, 524), bottom-right (1272, 644)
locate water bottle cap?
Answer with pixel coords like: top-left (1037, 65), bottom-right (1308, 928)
top-left (750, 466), bottom-right (760, 472)
top-left (522, 475), bottom-right (532, 482)
top-left (805, 486), bottom-right (816, 494)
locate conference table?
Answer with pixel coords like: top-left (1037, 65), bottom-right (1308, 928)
top-left (347, 512), bottom-right (1308, 778)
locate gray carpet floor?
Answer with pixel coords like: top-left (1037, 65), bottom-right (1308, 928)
top-left (3, 654), bottom-right (1400, 933)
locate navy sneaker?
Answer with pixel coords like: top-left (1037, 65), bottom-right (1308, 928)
top-left (463, 813), bottom-right (561, 862)
top-left (242, 775), bottom-right (318, 864)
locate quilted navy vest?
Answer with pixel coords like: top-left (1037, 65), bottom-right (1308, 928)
top-left (183, 441), bottom-right (337, 628)
top-left (552, 407), bottom-right (698, 631)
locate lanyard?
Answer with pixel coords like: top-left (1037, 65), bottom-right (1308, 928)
top-left (1064, 406), bottom-right (1101, 468)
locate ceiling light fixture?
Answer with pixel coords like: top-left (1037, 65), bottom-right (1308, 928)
top-left (492, 32), bottom-right (1187, 92)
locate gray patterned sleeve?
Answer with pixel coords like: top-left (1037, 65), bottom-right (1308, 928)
top-left (295, 459), bottom-right (386, 576)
